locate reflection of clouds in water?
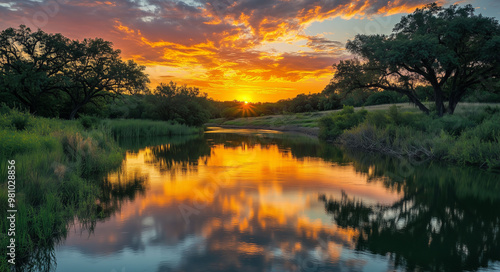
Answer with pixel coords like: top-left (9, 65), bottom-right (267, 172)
top-left (55, 132), bottom-right (404, 271)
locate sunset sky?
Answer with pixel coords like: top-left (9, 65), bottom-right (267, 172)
top-left (1, 0), bottom-right (499, 102)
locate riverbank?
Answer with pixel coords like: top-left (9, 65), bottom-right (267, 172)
top-left (336, 105), bottom-right (500, 169)
top-left (207, 103), bottom-right (500, 170)
top-left (0, 110), bottom-right (201, 270)
top-left (208, 102), bottom-right (497, 131)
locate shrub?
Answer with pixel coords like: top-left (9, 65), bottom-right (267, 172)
top-left (427, 114), bottom-right (475, 136)
top-left (337, 105), bottom-right (500, 169)
top-left (319, 106), bottom-right (367, 141)
top-left (11, 112), bottom-right (31, 131)
top-left (364, 91), bottom-right (401, 106)
top-left (340, 123), bottom-right (434, 158)
top-left (366, 111), bottom-right (389, 127)
top-left (79, 115), bottom-right (100, 130)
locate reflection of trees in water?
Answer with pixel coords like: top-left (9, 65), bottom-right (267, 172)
top-left (24, 131), bottom-right (500, 271)
top-left (20, 167), bottom-right (149, 271)
top-left (146, 137), bottom-right (212, 172)
top-left (319, 154), bottom-right (500, 272)
top-left (117, 135), bottom-right (201, 154)
top-left (85, 170), bottom-right (149, 232)
top-left (205, 132), bottom-right (351, 165)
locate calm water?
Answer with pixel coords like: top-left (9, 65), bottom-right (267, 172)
top-left (53, 128), bottom-right (500, 272)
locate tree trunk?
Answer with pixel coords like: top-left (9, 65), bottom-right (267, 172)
top-left (407, 93), bottom-right (430, 114)
top-left (447, 87), bottom-right (465, 115)
top-left (448, 98), bottom-right (458, 114)
top-left (434, 92), bottom-right (445, 117)
top-left (69, 104), bottom-right (82, 120)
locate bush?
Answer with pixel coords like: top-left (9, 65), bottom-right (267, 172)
top-left (340, 123), bottom-right (434, 158)
top-left (319, 106), bottom-right (368, 141)
top-left (364, 91), bottom-right (401, 106)
top-left (79, 115), bottom-right (100, 130)
top-left (11, 112), bottom-right (31, 131)
top-left (336, 106), bottom-right (500, 169)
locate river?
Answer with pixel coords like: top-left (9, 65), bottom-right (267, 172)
top-left (53, 128), bottom-right (500, 272)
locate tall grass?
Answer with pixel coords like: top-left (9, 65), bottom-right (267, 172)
top-left (0, 109), bottom-right (124, 270)
top-left (103, 119), bottom-right (201, 138)
top-left (319, 106), bottom-right (367, 141)
top-left (327, 105), bottom-right (500, 169)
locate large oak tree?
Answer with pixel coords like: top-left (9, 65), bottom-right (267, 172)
top-left (0, 26), bottom-right (149, 119)
top-left (0, 25), bottom-right (71, 115)
top-left (331, 3), bottom-right (500, 116)
top-left (62, 38), bottom-right (149, 119)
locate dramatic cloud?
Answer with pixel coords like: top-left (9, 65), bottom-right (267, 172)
top-left (0, 0), bottom-right (449, 101)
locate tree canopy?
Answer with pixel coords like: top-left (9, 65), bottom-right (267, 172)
top-left (62, 38), bottom-right (149, 119)
top-left (0, 25), bottom-right (72, 115)
top-left (331, 3), bottom-right (500, 116)
top-left (0, 25), bottom-right (149, 119)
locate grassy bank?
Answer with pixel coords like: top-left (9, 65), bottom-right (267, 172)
top-left (0, 110), bottom-right (202, 270)
top-left (208, 103), bottom-right (497, 131)
top-left (0, 110), bottom-right (125, 270)
top-left (102, 119), bottom-right (202, 138)
top-left (320, 105), bottom-right (500, 169)
top-left (207, 102), bottom-right (500, 169)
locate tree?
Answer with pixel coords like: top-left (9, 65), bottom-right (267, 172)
top-left (331, 3), bottom-right (500, 116)
top-left (62, 38), bottom-right (149, 119)
top-left (0, 25), bottom-right (71, 115)
top-left (0, 26), bottom-right (149, 119)
top-left (144, 81), bottom-right (211, 126)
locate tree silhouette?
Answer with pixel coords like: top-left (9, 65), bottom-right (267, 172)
top-left (0, 26), bottom-right (149, 119)
top-left (0, 25), bottom-right (71, 115)
top-left (331, 3), bottom-right (500, 116)
top-left (62, 38), bottom-right (149, 119)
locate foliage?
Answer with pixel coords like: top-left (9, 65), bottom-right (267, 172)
top-left (0, 110), bottom-right (124, 270)
top-left (10, 111), bottom-right (31, 131)
top-left (364, 90), bottom-right (406, 106)
top-left (0, 25), bottom-right (72, 115)
top-left (141, 82), bottom-right (212, 126)
top-left (103, 119), bottom-right (201, 138)
top-left (62, 38), bottom-right (149, 119)
top-left (210, 92), bottom-right (342, 119)
top-left (79, 115), bottom-right (101, 130)
top-left (331, 3), bottom-right (500, 116)
top-left (337, 106), bottom-right (500, 169)
top-left (318, 106), bottom-right (367, 141)
top-left (0, 25), bottom-right (149, 119)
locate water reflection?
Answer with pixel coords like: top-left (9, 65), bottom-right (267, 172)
top-left (321, 153), bottom-right (500, 272)
top-left (53, 129), bottom-right (500, 272)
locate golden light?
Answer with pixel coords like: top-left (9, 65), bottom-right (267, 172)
top-left (238, 101), bottom-right (256, 116)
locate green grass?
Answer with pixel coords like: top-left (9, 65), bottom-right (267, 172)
top-left (103, 119), bottom-right (202, 138)
top-left (211, 102), bottom-right (499, 130)
top-left (0, 109), bottom-right (124, 270)
top-left (335, 105), bottom-right (500, 169)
